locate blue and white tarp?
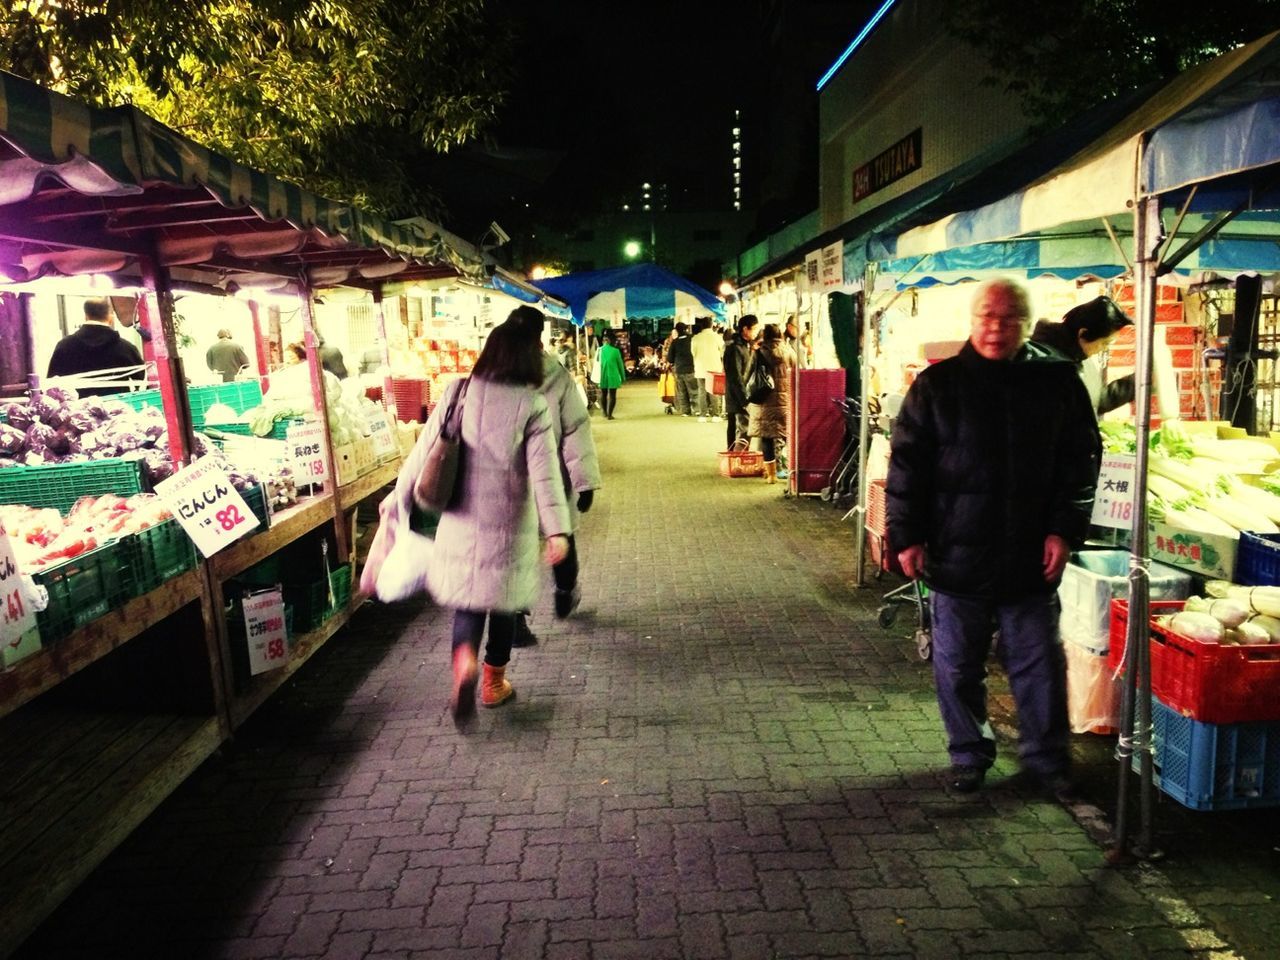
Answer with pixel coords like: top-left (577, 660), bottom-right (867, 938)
top-left (532, 263), bottom-right (725, 326)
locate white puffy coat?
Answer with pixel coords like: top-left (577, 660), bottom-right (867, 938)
top-left (540, 355), bottom-right (602, 532)
top-left (691, 327), bottom-right (725, 380)
top-left (392, 376), bottom-right (571, 613)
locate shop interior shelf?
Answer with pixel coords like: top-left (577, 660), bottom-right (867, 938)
top-left (0, 569), bottom-right (204, 720)
top-left (336, 459), bottom-right (400, 512)
top-left (0, 708), bottom-right (222, 956)
top-left (209, 495), bottom-right (335, 581)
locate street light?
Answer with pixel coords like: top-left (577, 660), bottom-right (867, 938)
top-left (623, 240), bottom-right (642, 259)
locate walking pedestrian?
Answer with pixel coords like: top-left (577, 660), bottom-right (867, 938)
top-left (507, 306), bottom-right (603, 647)
top-left (690, 316), bottom-right (724, 422)
top-left (885, 278), bottom-right (1100, 797)
top-left (747, 324), bottom-right (796, 484)
top-left (666, 322), bottom-right (698, 416)
top-left (391, 319), bottom-right (571, 719)
top-left (596, 331), bottom-right (626, 420)
top-left (722, 314), bottom-right (759, 449)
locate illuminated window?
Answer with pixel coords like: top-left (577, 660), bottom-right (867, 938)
top-left (733, 157), bottom-right (741, 169)
top-left (733, 172), bottom-right (740, 184)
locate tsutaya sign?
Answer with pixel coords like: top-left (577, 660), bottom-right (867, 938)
top-left (852, 128), bottom-right (922, 203)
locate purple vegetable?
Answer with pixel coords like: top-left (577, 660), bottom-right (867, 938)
top-left (25, 423), bottom-right (56, 450)
top-left (192, 433), bottom-right (212, 458)
top-left (45, 386), bottom-right (78, 403)
top-left (113, 431), bottom-right (143, 453)
top-left (143, 452), bottom-right (175, 484)
top-left (3, 402), bottom-right (33, 431)
top-left (46, 426), bottom-right (73, 455)
top-left (0, 423), bottom-right (25, 455)
top-left (32, 394), bottom-right (63, 426)
top-left (67, 410), bottom-right (98, 433)
top-left (142, 420), bottom-right (165, 442)
top-left (100, 399), bottom-right (132, 419)
top-left (86, 399), bottom-right (109, 420)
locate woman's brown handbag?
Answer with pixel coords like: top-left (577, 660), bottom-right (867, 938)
top-left (413, 379), bottom-right (469, 512)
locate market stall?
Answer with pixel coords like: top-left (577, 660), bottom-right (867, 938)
top-left (856, 30), bottom-right (1280, 846)
top-left (0, 69), bottom-right (483, 953)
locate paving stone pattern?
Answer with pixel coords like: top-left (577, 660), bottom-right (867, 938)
top-left (20, 382), bottom-right (1280, 959)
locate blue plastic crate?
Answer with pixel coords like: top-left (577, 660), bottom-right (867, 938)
top-left (1145, 696), bottom-right (1280, 811)
top-left (1236, 531), bottom-right (1280, 586)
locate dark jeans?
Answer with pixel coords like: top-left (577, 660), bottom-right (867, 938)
top-left (452, 610), bottom-right (516, 667)
top-left (601, 388), bottom-right (618, 418)
top-left (929, 590), bottom-right (1068, 775)
top-left (698, 378), bottom-right (722, 417)
top-left (674, 373), bottom-right (699, 414)
top-left (725, 410), bottom-right (750, 449)
top-left (760, 436), bottom-right (777, 461)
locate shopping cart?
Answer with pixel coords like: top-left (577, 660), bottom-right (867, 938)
top-left (866, 477), bottom-right (932, 660)
top-left (820, 396), bottom-right (861, 504)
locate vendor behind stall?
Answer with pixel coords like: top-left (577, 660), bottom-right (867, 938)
top-left (1029, 296), bottom-right (1134, 416)
top-left (47, 299), bottom-right (144, 396)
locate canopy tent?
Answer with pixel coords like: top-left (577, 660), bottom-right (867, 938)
top-left (532, 263), bottom-right (725, 326)
top-left (0, 70), bottom-right (481, 290)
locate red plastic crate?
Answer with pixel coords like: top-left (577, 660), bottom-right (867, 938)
top-left (1109, 599), bottom-right (1280, 724)
top-left (390, 377), bottom-right (428, 423)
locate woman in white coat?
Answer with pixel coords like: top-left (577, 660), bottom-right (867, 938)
top-left (392, 320), bottom-right (571, 718)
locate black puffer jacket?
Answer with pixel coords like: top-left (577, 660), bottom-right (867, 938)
top-left (1029, 319), bottom-right (1135, 415)
top-left (723, 336), bottom-right (754, 413)
top-left (886, 342), bottom-right (1101, 601)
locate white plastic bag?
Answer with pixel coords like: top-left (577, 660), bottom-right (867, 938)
top-left (360, 497), bottom-right (433, 603)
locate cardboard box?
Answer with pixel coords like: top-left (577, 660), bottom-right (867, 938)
top-left (333, 444), bottom-right (358, 486)
top-left (1149, 521), bottom-right (1237, 581)
top-left (352, 436), bottom-right (377, 476)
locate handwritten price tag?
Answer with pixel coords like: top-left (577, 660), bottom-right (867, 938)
top-left (368, 413), bottom-right (397, 460)
top-left (1092, 454), bottom-right (1137, 529)
top-left (243, 588), bottom-right (288, 675)
top-left (0, 530), bottom-right (39, 665)
top-left (155, 460), bottom-right (258, 557)
top-left (287, 421), bottom-right (329, 487)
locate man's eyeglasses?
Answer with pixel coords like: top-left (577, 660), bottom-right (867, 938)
top-left (973, 313), bottom-right (1026, 330)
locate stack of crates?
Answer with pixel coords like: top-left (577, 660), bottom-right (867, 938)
top-left (1058, 550), bottom-right (1190, 734)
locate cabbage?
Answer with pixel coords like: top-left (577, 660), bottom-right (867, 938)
top-left (143, 452), bottom-right (174, 484)
top-left (203, 402), bottom-right (238, 425)
top-left (3, 403), bottom-right (33, 431)
top-left (32, 394), bottom-right (65, 426)
top-left (66, 410), bottom-right (98, 433)
top-left (25, 423), bottom-right (56, 451)
top-left (113, 431), bottom-right (143, 453)
top-left (192, 433), bottom-right (212, 458)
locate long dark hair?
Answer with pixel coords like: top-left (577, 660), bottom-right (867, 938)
top-left (472, 320), bottom-right (544, 387)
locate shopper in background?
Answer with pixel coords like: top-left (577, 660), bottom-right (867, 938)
top-left (206, 329), bottom-right (250, 382)
top-left (317, 335), bottom-right (348, 379)
top-left (391, 318), bottom-right (570, 719)
top-left (886, 278), bottom-right (1100, 798)
top-left (47, 299), bottom-right (144, 396)
top-left (747, 323), bottom-right (796, 485)
top-left (690, 316), bottom-right (724, 422)
top-left (507, 306), bottom-right (603, 646)
top-left (665, 321), bottom-right (698, 417)
top-left (596, 331), bottom-right (626, 420)
top-left (286, 342), bottom-right (307, 363)
top-left (1029, 295), bottom-right (1135, 416)
top-left (722, 314), bottom-right (759, 449)
top-left (557, 333), bottom-right (577, 371)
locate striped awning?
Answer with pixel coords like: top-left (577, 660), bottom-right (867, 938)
top-left (0, 70), bottom-right (482, 288)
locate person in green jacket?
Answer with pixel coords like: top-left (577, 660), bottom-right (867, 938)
top-left (596, 332), bottom-right (627, 420)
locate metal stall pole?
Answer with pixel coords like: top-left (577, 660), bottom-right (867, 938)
top-left (852, 264), bottom-right (876, 586)
top-left (1112, 192), bottom-right (1162, 861)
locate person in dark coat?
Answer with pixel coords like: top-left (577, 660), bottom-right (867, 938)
top-left (886, 278), bottom-right (1100, 798)
top-left (722, 314), bottom-right (759, 449)
top-left (665, 322), bottom-right (697, 416)
top-left (47, 299), bottom-right (144, 396)
top-left (1029, 295), bottom-right (1134, 415)
top-left (747, 324), bottom-right (796, 484)
top-left (317, 337), bottom-right (348, 379)
top-left (206, 329), bottom-right (250, 382)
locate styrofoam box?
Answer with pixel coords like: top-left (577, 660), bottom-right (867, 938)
top-left (1058, 550), bottom-right (1191, 655)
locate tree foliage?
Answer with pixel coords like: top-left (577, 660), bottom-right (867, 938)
top-left (944, 0), bottom-right (1280, 129)
top-left (0, 0), bottom-right (514, 214)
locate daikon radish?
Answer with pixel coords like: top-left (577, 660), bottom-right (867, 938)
top-left (1165, 611), bottom-right (1225, 643)
top-left (1147, 474), bottom-right (1190, 503)
top-left (1221, 477), bottom-right (1280, 523)
top-left (1184, 595), bottom-right (1250, 627)
top-left (1205, 579), bottom-right (1232, 598)
top-left (1161, 504), bottom-right (1240, 539)
top-left (1237, 620), bottom-right (1274, 645)
top-left (1199, 493), bottom-right (1280, 534)
top-left (1191, 437), bottom-right (1280, 464)
top-left (1151, 457), bottom-right (1227, 492)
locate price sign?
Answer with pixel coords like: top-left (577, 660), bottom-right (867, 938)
top-left (242, 588), bottom-right (288, 675)
top-left (0, 530), bottom-right (39, 665)
top-left (1092, 453), bottom-right (1137, 529)
top-left (155, 459), bottom-right (257, 557)
top-left (368, 413), bottom-right (397, 460)
top-left (287, 421), bottom-right (329, 487)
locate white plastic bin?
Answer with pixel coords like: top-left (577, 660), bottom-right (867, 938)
top-left (1058, 550), bottom-right (1191, 655)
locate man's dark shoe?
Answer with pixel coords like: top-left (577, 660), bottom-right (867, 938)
top-left (511, 616), bottom-right (538, 648)
top-left (949, 765), bottom-right (986, 793)
top-left (1041, 772), bottom-right (1079, 804)
top-left (554, 586), bottom-right (581, 619)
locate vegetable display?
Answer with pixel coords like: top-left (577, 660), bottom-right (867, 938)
top-left (1157, 584), bottom-right (1280, 646)
top-left (0, 493), bottom-right (173, 570)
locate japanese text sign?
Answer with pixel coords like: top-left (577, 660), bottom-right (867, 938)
top-left (0, 530), bottom-right (38, 663)
top-left (242, 588), bottom-right (288, 675)
top-left (288, 421), bottom-right (329, 487)
top-left (368, 413), bottom-right (397, 460)
top-left (1092, 454), bottom-right (1136, 529)
top-left (155, 459), bottom-right (257, 557)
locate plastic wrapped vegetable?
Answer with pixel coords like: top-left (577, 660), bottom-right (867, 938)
top-left (3, 402), bottom-right (33, 431)
top-left (45, 386), bottom-right (78, 403)
top-left (1184, 596), bottom-right (1250, 628)
top-left (32, 394), bottom-right (65, 427)
top-left (0, 423), bottom-right (26, 456)
top-left (142, 451), bottom-right (175, 485)
top-left (1163, 611), bottom-right (1224, 643)
top-left (203, 402), bottom-right (238, 426)
top-left (86, 398), bottom-right (109, 420)
top-left (100, 398), bottom-right (132, 419)
top-left (1235, 620), bottom-right (1274, 645)
top-left (46, 426), bottom-right (72, 455)
top-left (191, 433), bottom-right (212, 458)
top-left (24, 422), bottom-right (56, 453)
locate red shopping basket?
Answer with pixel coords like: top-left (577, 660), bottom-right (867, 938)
top-left (718, 439), bottom-right (764, 478)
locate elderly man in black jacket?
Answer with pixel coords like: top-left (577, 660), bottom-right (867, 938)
top-left (886, 278), bottom-right (1101, 797)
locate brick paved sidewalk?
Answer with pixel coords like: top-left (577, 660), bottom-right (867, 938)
top-left (19, 381), bottom-right (1277, 959)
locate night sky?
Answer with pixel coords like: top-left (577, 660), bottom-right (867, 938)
top-left (456, 0), bottom-right (875, 233)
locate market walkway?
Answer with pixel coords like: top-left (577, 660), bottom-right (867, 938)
top-left (18, 381), bottom-right (1280, 960)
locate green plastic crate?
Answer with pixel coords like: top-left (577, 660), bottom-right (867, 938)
top-left (116, 389), bottom-right (163, 414)
top-left (284, 577), bottom-right (333, 634)
top-left (0, 459), bottom-right (147, 515)
top-left (34, 541), bottom-right (131, 642)
top-left (241, 484), bottom-right (269, 531)
top-left (330, 564), bottom-right (353, 611)
top-left (117, 382), bottom-right (263, 430)
top-left (122, 518), bottom-right (197, 597)
top-left (210, 417), bottom-right (305, 441)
